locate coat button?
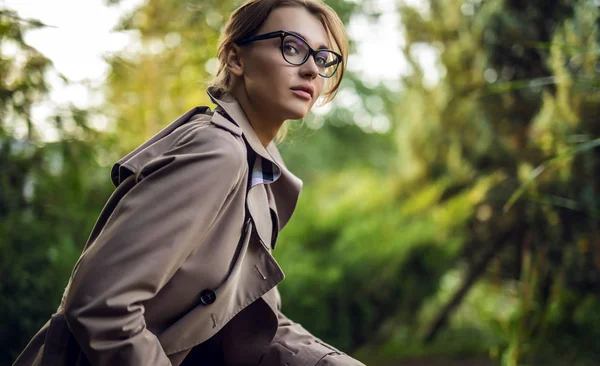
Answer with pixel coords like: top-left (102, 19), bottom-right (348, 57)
top-left (199, 289), bottom-right (216, 305)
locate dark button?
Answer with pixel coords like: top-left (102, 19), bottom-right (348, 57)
top-left (199, 289), bottom-right (216, 305)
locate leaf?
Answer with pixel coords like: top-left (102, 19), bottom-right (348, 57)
top-left (504, 137), bottom-right (600, 213)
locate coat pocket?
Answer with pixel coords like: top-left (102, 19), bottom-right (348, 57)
top-left (40, 313), bottom-right (83, 366)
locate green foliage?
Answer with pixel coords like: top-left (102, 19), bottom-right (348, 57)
top-left (275, 170), bottom-right (502, 352)
top-left (397, 0), bottom-right (600, 364)
top-left (0, 11), bottom-right (112, 364)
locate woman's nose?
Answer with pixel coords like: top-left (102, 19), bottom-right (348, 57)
top-left (300, 55), bottom-right (319, 79)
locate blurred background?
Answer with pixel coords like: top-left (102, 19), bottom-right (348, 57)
top-left (2, 0), bottom-right (600, 365)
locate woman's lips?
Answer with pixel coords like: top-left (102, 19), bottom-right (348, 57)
top-left (291, 89), bottom-right (312, 100)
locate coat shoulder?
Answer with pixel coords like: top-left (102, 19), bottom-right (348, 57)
top-left (172, 113), bottom-right (247, 172)
top-left (112, 109), bottom-right (247, 187)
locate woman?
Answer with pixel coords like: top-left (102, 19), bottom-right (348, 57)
top-left (14, 0), bottom-right (364, 365)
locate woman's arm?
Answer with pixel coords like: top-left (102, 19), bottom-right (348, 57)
top-left (62, 123), bottom-right (246, 366)
top-left (261, 310), bottom-right (366, 366)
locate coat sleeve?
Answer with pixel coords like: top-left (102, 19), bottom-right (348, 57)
top-left (62, 124), bottom-right (246, 366)
top-left (261, 310), bottom-right (366, 366)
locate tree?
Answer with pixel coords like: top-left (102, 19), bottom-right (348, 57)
top-left (398, 0), bottom-right (600, 364)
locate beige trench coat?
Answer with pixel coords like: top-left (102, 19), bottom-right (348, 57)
top-left (13, 89), bottom-right (365, 366)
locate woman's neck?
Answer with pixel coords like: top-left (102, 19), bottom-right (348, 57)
top-left (230, 86), bottom-right (282, 148)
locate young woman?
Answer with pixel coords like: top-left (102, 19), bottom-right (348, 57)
top-left (14, 0), bottom-right (364, 365)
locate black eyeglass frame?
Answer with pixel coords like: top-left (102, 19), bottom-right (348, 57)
top-left (235, 30), bottom-right (342, 78)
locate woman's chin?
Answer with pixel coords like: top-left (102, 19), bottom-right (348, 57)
top-left (284, 105), bottom-right (310, 120)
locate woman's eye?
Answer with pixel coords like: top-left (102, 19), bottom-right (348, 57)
top-left (283, 43), bottom-right (299, 54)
top-left (315, 53), bottom-right (329, 66)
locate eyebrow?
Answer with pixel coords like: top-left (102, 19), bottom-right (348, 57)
top-left (293, 31), bottom-right (329, 50)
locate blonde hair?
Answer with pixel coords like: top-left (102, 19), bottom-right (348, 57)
top-left (211, 0), bottom-right (348, 105)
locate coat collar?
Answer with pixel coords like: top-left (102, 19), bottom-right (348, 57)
top-left (207, 87), bottom-right (303, 231)
top-left (207, 87), bottom-right (279, 172)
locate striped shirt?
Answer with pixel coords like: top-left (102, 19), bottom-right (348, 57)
top-left (250, 154), bottom-right (281, 188)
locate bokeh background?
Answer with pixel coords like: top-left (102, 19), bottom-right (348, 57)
top-left (2, 0), bottom-right (600, 365)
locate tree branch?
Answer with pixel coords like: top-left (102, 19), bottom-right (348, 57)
top-left (422, 229), bottom-right (515, 343)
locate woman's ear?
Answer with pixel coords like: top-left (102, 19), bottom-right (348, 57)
top-left (226, 44), bottom-right (244, 77)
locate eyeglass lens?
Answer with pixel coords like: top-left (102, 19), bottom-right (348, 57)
top-left (282, 34), bottom-right (338, 77)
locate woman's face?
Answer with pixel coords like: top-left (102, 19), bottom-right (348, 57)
top-left (235, 6), bottom-right (329, 123)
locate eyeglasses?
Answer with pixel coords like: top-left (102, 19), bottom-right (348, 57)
top-left (236, 30), bottom-right (342, 78)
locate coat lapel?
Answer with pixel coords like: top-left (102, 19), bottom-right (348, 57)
top-left (265, 143), bottom-right (303, 231)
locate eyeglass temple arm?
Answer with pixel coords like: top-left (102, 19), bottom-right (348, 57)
top-left (237, 31), bottom-right (283, 45)
top-left (323, 60), bottom-right (339, 68)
